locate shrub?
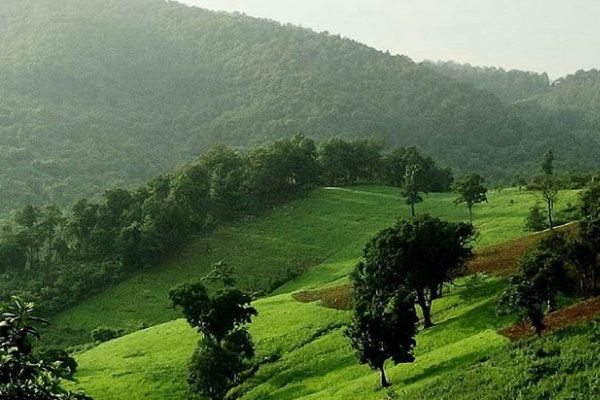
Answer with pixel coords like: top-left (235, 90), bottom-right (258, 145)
top-left (524, 204), bottom-right (547, 232)
top-left (91, 327), bottom-right (124, 343)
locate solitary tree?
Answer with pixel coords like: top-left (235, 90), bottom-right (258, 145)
top-left (518, 239), bottom-right (567, 313)
top-left (402, 164), bottom-right (423, 217)
top-left (530, 150), bottom-right (559, 229)
top-left (346, 276), bottom-right (417, 388)
top-left (169, 281), bottom-right (257, 400)
top-left (453, 173), bottom-right (488, 223)
top-left (498, 234), bottom-right (569, 334)
top-left (360, 216), bottom-right (474, 328)
top-left (497, 275), bottom-right (546, 336)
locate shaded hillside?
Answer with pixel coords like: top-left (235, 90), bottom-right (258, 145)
top-left (422, 60), bottom-right (551, 102)
top-left (0, 0), bottom-right (598, 213)
top-left (539, 69), bottom-right (600, 128)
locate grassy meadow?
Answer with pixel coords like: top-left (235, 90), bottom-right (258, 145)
top-left (60, 185), bottom-right (582, 399)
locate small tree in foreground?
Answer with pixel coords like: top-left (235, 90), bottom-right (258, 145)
top-left (0, 297), bottom-right (92, 400)
top-left (453, 173), bottom-right (488, 223)
top-left (170, 279), bottom-right (257, 400)
top-left (346, 280), bottom-right (417, 388)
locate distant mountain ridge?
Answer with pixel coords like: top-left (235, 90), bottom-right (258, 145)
top-left (421, 60), bottom-right (551, 103)
top-left (0, 0), bottom-right (598, 214)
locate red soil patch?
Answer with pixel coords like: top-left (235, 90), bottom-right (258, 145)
top-left (500, 296), bottom-right (600, 341)
top-left (468, 223), bottom-right (578, 277)
top-left (294, 223), bottom-right (579, 310)
top-left (293, 284), bottom-right (352, 310)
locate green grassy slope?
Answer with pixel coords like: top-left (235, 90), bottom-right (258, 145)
top-left (49, 186), bottom-right (574, 345)
top-left (64, 186), bottom-right (580, 399)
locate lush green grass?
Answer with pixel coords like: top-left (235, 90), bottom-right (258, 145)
top-left (49, 186), bottom-right (575, 345)
top-left (410, 318), bottom-right (600, 400)
top-left (63, 186), bottom-right (581, 399)
top-left (71, 276), bottom-right (511, 400)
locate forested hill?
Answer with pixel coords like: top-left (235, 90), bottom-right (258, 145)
top-left (538, 69), bottom-right (600, 128)
top-left (0, 0), bottom-right (598, 214)
top-left (421, 61), bottom-right (551, 102)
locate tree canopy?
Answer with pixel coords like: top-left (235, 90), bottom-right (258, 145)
top-left (1, 0), bottom-right (600, 215)
top-left (0, 297), bottom-right (91, 399)
top-left (359, 216), bottom-right (475, 328)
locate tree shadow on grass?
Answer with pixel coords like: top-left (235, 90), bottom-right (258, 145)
top-left (401, 349), bottom-right (491, 386)
top-left (418, 297), bottom-right (513, 352)
top-left (244, 332), bottom-right (358, 398)
top-left (455, 277), bottom-right (506, 303)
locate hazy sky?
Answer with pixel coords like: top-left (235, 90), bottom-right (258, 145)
top-left (178, 0), bottom-right (600, 78)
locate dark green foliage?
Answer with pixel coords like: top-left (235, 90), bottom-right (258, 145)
top-left (566, 239), bottom-right (598, 297)
top-left (346, 286), bottom-right (418, 388)
top-left (169, 283), bottom-right (256, 344)
top-left (402, 165), bottom-right (424, 217)
top-left (498, 275), bottom-right (546, 335)
top-left (541, 150), bottom-right (555, 176)
top-left (318, 139), bottom-right (382, 186)
top-left (170, 280), bottom-right (257, 400)
top-left (579, 181), bottom-right (600, 217)
top-left (498, 234), bottom-right (570, 334)
top-left (529, 150), bottom-right (560, 228)
top-left (90, 327), bottom-right (124, 344)
top-left (0, 297), bottom-right (91, 399)
top-left (573, 208), bottom-right (600, 296)
top-left (539, 69), bottom-right (600, 128)
top-left (202, 260), bottom-right (237, 288)
top-left (359, 216), bottom-right (475, 328)
top-left (422, 61), bottom-right (551, 102)
top-left (381, 146), bottom-right (453, 193)
top-left (187, 341), bottom-right (245, 400)
top-left (524, 204), bottom-right (548, 232)
top-left (1, 135), bottom-right (449, 318)
top-left (453, 173), bottom-right (488, 222)
top-left (1, 0), bottom-right (599, 217)
top-left (0, 259), bottom-right (123, 318)
top-left (37, 348), bottom-right (78, 379)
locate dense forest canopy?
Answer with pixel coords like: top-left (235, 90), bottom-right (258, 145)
top-left (538, 69), bottom-right (600, 128)
top-left (421, 61), bottom-right (551, 103)
top-left (0, 0), bottom-right (599, 215)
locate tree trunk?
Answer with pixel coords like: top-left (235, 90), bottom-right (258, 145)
top-left (547, 298), bottom-right (556, 314)
top-left (421, 304), bottom-right (433, 328)
top-left (379, 365), bottom-right (390, 388)
top-left (410, 203), bottom-right (415, 218)
top-left (468, 204), bottom-right (473, 224)
top-left (547, 199), bottom-right (554, 229)
top-left (416, 290), bottom-right (433, 328)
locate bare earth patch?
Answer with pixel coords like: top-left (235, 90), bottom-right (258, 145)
top-left (293, 284), bottom-right (352, 310)
top-left (468, 222), bottom-right (578, 277)
top-left (294, 223), bottom-right (579, 311)
top-left (500, 297), bottom-right (600, 341)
